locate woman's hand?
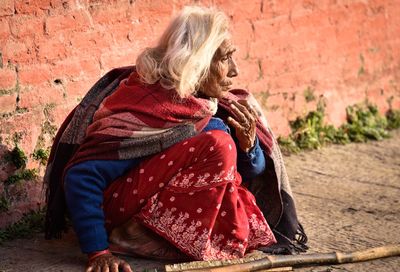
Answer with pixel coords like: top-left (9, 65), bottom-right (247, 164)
top-left (227, 99), bottom-right (258, 153)
top-left (86, 252), bottom-right (132, 272)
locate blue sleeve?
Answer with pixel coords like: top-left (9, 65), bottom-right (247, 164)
top-left (64, 159), bottom-right (139, 254)
top-left (202, 117), bottom-right (230, 133)
top-left (236, 136), bottom-right (266, 181)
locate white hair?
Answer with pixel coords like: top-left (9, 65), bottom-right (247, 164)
top-left (136, 6), bottom-right (230, 97)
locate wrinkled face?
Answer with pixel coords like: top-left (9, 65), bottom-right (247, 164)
top-left (198, 39), bottom-right (239, 99)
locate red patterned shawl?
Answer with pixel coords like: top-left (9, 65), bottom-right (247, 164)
top-left (66, 71), bottom-right (217, 167)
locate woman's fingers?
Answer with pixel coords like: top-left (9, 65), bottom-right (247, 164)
top-left (111, 262), bottom-right (119, 272)
top-left (227, 99), bottom-right (257, 152)
top-left (227, 116), bottom-right (243, 131)
top-left (229, 102), bottom-right (247, 123)
top-left (230, 100), bottom-right (255, 126)
top-left (86, 255), bottom-right (132, 272)
top-left (238, 100), bottom-right (258, 119)
top-left (120, 261), bottom-right (133, 272)
top-left (233, 100), bottom-right (254, 122)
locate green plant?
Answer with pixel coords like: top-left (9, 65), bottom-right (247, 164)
top-left (4, 169), bottom-right (38, 185)
top-left (4, 146), bottom-right (27, 170)
top-left (0, 208), bottom-right (45, 244)
top-left (31, 148), bottom-right (50, 166)
top-left (341, 103), bottom-right (389, 142)
top-left (386, 109), bottom-right (400, 130)
top-left (277, 136), bottom-right (300, 153)
top-left (278, 101), bottom-right (396, 154)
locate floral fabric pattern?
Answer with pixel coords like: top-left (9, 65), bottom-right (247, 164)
top-left (103, 130), bottom-right (276, 260)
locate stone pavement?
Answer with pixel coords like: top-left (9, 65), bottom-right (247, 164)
top-left (1, 131), bottom-right (399, 272)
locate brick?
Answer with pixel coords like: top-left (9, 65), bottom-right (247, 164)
top-left (0, 18), bottom-right (10, 41)
top-left (89, 2), bottom-right (130, 25)
top-left (2, 38), bottom-right (35, 64)
top-left (0, 68), bottom-right (17, 90)
top-left (51, 102), bottom-right (74, 128)
top-left (107, 22), bottom-right (135, 45)
top-left (49, 59), bottom-right (84, 79)
top-left (388, 93), bottom-right (400, 109)
top-left (0, 93), bottom-right (17, 113)
top-left (2, 112), bottom-right (43, 168)
top-left (14, 0), bottom-right (51, 15)
top-left (324, 95), bottom-right (348, 128)
top-left (68, 30), bottom-right (113, 56)
top-left (18, 84), bottom-right (65, 109)
top-left (36, 36), bottom-right (67, 62)
top-left (365, 87), bottom-right (390, 112)
top-left (100, 47), bottom-right (139, 71)
top-left (291, 11), bottom-right (331, 32)
top-left (252, 18), bottom-right (281, 41)
top-left (49, 0), bottom-right (72, 10)
top-left (0, 0), bottom-right (14, 16)
top-left (266, 92), bottom-right (287, 109)
top-left (126, 20), bottom-right (157, 46)
top-left (135, 0), bottom-right (174, 17)
top-left (292, 92), bottom-right (312, 114)
top-left (2, 39), bottom-right (27, 61)
top-left (44, 10), bottom-right (91, 35)
top-left (19, 64), bottom-right (52, 85)
top-left (265, 110), bottom-right (291, 136)
top-left (9, 15), bottom-right (44, 38)
top-left (236, 59), bottom-right (261, 84)
top-left (66, 77), bottom-right (97, 98)
top-left (215, 0), bottom-right (261, 21)
top-left (50, 57), bottom-right (101, 80)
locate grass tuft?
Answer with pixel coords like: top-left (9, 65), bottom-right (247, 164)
top-left (278, 102), bottom-right (398, 154)
top-left (4, 146), bottom-right (27, 170)
top-left (4, 169), bottom-right (38, 185)
top-left (31, 148), bottom-right (50, 166)
top-left (0, 208), bottom-right (45, 244)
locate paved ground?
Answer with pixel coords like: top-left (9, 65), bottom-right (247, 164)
top-left (0, 130), bottom-right (399, 272)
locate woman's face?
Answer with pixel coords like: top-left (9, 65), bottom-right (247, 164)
top-left (199, 39), bottom-right (239, 99)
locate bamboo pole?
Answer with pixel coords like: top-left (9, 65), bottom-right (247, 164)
top-left (165, 244), bottom-right (400, 272)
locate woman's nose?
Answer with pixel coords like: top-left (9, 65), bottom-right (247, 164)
top-left (227, 59), bottom-right (239, 78)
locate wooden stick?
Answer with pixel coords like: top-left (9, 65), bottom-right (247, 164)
top-left (257, 267), bottom-right (293, 272)
top-left (165, 244), bottom-right (400, 272)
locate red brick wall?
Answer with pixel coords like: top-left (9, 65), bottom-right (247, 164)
top-left (0, 1), bottom-right (399, 225)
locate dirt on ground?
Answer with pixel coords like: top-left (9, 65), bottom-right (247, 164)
top-left (287, 129), bottom-right (400, 272)
top-left (0, 130), bottom-right (399, 272)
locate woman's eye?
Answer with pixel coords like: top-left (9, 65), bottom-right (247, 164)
top-left (222, 55), bottom-right (231, 61)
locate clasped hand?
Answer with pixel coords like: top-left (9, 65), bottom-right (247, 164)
top-left (227, 99), bottom-right (258, 153)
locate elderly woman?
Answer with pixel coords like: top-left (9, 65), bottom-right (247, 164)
top-left (44, 6), bottom-right (307, 272)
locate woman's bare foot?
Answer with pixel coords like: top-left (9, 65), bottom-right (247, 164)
top-left (109, 219), bottom-right (189, 261)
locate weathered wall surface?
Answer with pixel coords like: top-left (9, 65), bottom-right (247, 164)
top-left (0, 0), bottom-right (399, 226)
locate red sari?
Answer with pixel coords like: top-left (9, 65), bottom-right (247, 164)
top-left (103, 130), bottom-right (276, 260)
